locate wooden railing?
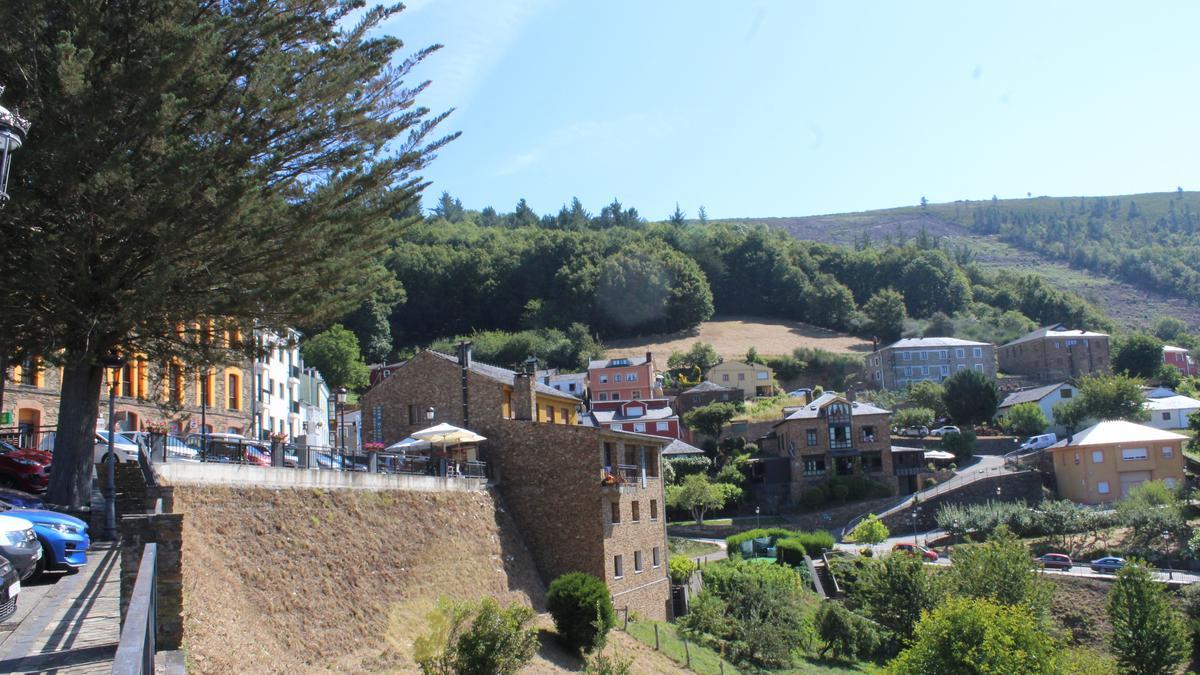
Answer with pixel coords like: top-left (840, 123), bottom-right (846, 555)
top-left (112, 543), bottom-right (157, 674)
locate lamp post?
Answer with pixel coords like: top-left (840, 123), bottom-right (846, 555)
top-left (426, 406), bottom-right (435, 422)
top-left (1163, 530), bottom-right (1173, 580)
top-left (912, 506), bottom-right (922, 547)
top-left (953, 519), bottom-right (960, 547)
top-left (335, 387), bottom-right (347, 469)
top-left (756, 505), bottom-right (761, 529)
top-left (100, 352), bottom-right (127, 541)
top-left (0, 85), bottom-right (31, 203)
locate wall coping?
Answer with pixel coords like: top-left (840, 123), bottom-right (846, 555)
top-left (156, 462), bottom-right (487, 492)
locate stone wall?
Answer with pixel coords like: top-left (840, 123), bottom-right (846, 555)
top-left (119, 509), bottom-right (184, 650)
top-left (880, 471), bottom-right (1047, 532)
top-left (894, 435), bottom-right (1021, 456)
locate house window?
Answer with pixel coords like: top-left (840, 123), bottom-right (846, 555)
top-left (974, 364), bottom-right (983, 372)
top-left (1121, 448), bottom-right (1148, 461)
top-left (568, 383), bottom-right (576, 392)
top-left (613, 555), bottom-right (624, 579)
top-left (756, 371), bottom-right (769, 380)
top-left (1162, 412), bottom-right (1172, 421)
top-left (806, 429), bottom-right (818, 446)
top-left (628, 373), bottom-right (638, 382)
top-left (956, 348), bottom-right (965, 358)
top-left (940, 365), bottom-right (949, 376)
top-left (1164, 477), bottom-right (1178, 489)
top-left (599, 375), bottom-right (609, 384)
top-left (227, 373), bottom-right (241, 410)
top-left (738, 373), bottom-right (745, 380)
top-left (652, 547), bottom-right (661, 568)
top-left (803, 458), bottom-right (826, 476)
top-left (561, 408), bottom-right (570, 422)
top-left (650, 500), bottom-right (658, 521)
top-left (973, 347), bottom-right (983, 357)
top-left (632, 391), bottom-right (641, 399)
top-left (548, 407), bottom-right (556, 423)
top-left (656, 421), bottom-right (669, 431)
top-left (919, 351), bottom-right (927, 360)
top-left (628, 406), bottom-right (645, 417)
top-left (634, 550), bottom-right (644, 573)
top-left (902, 352), bottom-right (911, 361)
top-left (1060, 389), bottom-right (1073, 398)
top-left (1163, 446), bottom-right (1175, 458)
top-left (611, 502), bottom-right (621, 524)
top-left (631, 501), bottom-right (640, 522)
top-left (861, 426), bottom-right (876, 443)
top-left (1092, 450), bottom-right (1104, 463)
top-left (612, 423), bottom-right (623, 431)
top-left (957, 364), bottom-right (966, 370)
top-left (722, 374), bottom-right (730, 381)
top-left (634, 423), bottom-right (646, 433)
top-left (614, 374), bottom-right (622, 382)
top-left (1098, 481), bottom-right (1111, 494)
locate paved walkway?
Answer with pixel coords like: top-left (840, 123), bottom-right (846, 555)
top-left (0, 542), bottom-right (121, 674)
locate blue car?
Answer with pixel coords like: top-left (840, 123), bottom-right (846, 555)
top-left (0, 488), bottom-right (44, 509)
top-left (1, 506), bottom-right (89, 578)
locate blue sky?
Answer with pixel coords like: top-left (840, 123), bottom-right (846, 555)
top-left (383, 1), bottom-right (1200, 220)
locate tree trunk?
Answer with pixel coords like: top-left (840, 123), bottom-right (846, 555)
top-left (46, 354), bottom-right (104, 508)
top-left (0, 354), bottom-right (7, 426)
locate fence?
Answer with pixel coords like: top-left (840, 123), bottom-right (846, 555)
top-left (112, 542), bottom-right (157, 674)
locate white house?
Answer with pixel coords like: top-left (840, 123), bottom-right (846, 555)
top-left (996, 382), bottom-right (1078, 437)
top-left (538, 369), bottom-right (589, 402)
top-left (1143, 394), bottom-right (1200, 430)
top-left (297, 367), bottom-right (332, 447)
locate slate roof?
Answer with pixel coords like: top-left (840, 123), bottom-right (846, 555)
top-left (427, 351), bottom-right (580, 402)
top-left (1001, 324), bottom-right (1109, 348)
top-left (1144, 395), bottom-right (1200, 411)
top-left (883, 337), bottom-right (991, 349)
top-left (662, 438), bottom-right (706, 456)
top-left (998, 382), bottom-right (1070, 409)
top-left (590, 406), bottom-right (677, 424)
top-left (588, 355), bottom-right (651, 370)
top-left (681, 381), bottom-right (740, 394)
top-left (779, 393), bottom-right (890, 422)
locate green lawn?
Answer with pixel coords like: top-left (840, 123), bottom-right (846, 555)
top-left (624, 619), bottom-right (741, 675)
top-left (669, 537), bottom-right (722, 558)
top-left (669, 515), bottom-right (787, 527)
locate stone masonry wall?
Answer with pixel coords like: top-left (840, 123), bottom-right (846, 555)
top-left (119, 510), bottom-right (184, 650)
top-left (359, 351), bottom-right (507, 446)
top-left (489, 420), bottom-right (672, 620)
top-left (880, 471), bottom-right (1047, 532)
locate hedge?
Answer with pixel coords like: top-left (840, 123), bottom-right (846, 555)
top-left (726, 528), bottom-right (795, 558)
top-left (727, 528), bottom-right (835, 562)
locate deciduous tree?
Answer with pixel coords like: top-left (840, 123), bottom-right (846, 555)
top-left (942, 370), bottom-right (999, 426)
top-left (683, 402), bottom-right (740, 440)
top-left (1108, 561), bottom-right (1190, 675)
top-left (1113, 333), bottom-right (1166, 379)
top-left (302, 325), bottom-right (371, 392)
top-left (1000, 402), bottom-right (1048, 437)
top-left (1, 1), bottom-right (454, 507)
top-left (863, 288), bottom-right (908, 344)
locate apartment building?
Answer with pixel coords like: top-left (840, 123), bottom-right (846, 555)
top-left (585, 399), bottom-right (685, 441)
top-left (997, 325), bottom-right (1110, 382)
top-left (296, 368), bottom-right (332, 447)
top-left (1049, 421), bottom-right (1186, 504)
top-left (704, 361), bottom-right (777, 398)
top-left (588, 353), bottom-right (662, 402)
top-left (773, 393), bottom-right (896, 500)
top-left (867, 337), bottom-right (995, 390)
top-left (488, 372), bottom-right (672, 620)
top-left (251, 328), bottom-right (305, 440)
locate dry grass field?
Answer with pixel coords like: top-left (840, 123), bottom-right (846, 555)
top-left (605, 316), bottom-right (872, 360)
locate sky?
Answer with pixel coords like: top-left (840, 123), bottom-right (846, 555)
top-left (381, 1), bottom-right (1200, 220)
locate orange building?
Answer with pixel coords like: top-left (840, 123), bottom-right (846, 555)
top-left (1048, 420), bottom-right (1186, 504)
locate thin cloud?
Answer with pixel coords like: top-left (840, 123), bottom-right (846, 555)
top-left (496, 115), bottom-right (666, 176)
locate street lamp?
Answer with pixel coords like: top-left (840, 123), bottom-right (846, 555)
top-left (912, 506), bottom-right (922, 547)
top-left (755, 505), bottom-right (761, 529)
top-left (953, 519), bottom-right (960, 547)
top-left (425, 406), bottom-right (435, 422)
top-left (99, 352), bottom-right (127, 541)
top-left (0, 85), bottom-right (31, 203)
top-left (995, 485), bottom-right (1002, 499)
top-left (335, 387), bottom-right (347, 468)
top-left (1163, 530), bottom-right (1173, 580)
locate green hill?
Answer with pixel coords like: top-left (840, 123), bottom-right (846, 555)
top-left (739, 191), bottom-right (1200, 330)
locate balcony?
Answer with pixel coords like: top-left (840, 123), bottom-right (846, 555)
top-left (601, 464), bottom-right (657, 490)
top-left (289, 366), bottom-right (301, 380)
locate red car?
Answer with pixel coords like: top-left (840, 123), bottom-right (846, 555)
top-left (892, 542), bottom-right (939, 561)
top-left (0, 440), bottom-right (51, 493)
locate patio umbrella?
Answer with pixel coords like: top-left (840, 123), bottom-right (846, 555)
top-left (411, 423), bottom-right (487, 475)
top-left (386, 436), bottom-right (432, 452)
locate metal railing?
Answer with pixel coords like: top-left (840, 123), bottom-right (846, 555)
top-left (113, 542), bottom-right (157, 674)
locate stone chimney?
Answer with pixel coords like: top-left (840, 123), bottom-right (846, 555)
top-left (645, 351), bottom-right (653, 367)
top-left (457, 341), bottom-right (473, 369)
top-left (513, 359), bottom-right (536, 422)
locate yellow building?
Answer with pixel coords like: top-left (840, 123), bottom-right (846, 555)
top-left (1048, 420), bottom-right (1187, 504)
top-left (704, 360), bottom-right (776, 398)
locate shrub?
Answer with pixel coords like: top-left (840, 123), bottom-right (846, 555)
top-left (547, 573), bottom-right (614, 653)
top-left (668, 555), bottom-right (697, 584)
top-left (815, 601), bottom-right (884, 661)
top-left (790, 530), bottom-right (837, 556)
top-left (941, 429), bottom-right (977, 461)
top-left (890, 597), bottom-right (1061, 674)
top-left (454, 599), bottom-right (538, 675)
top-left (846, 514), bottom-right (889, 545)
top-left (775, 538), bottom-right (808, 567)
top-left (800, 487), bottom-right (825, 509)
top-left (664, 455), bottom-right (711, 483)
top-left (695, 561), bottom-right (818, 667)
top-left (725, 527), bottom-right (795, 558)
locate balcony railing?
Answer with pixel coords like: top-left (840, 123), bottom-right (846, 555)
top-left (602, 464), bottom-right (646, 486)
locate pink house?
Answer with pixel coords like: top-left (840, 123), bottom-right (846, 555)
top-left (1163, 346), bottom-right (1197, 378)
top-left (588, 352), bottom-right (662, 402)
top-left (587, 398), bottom-right (686, 441)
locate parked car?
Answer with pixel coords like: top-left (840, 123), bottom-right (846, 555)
top-left (0, 488), bottom-right (44, 509)
top-left (0, 515), bottom-right (41, 580)
top-left (892, 542), bottom-right (939, 561)
top-left (1017, 433), bottom-right (1058, 453)
top-left (0, 504), bottom-right (88, 578)
top-left (897, 426), bottom-right (929, 438)
top-left (94, 430), bottom-right (140, 463)
top-left (930, 425), bottom-right (961, 437)
top-left (0, 554), bottom-right (19, 621)
top-left (1038, 553), bottom-right (1073, 570)
top-left (1090, 556), bottom-right (1126, 573)
top-left (125, 432), bottom-right (199, 463)
top-left (185, 433), bottom-right (271, 466)
top-left (0, 440), bottom-right (52, 493)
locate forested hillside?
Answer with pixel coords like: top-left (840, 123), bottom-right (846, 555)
top-left (334, 195), bottom-right (1111, 368)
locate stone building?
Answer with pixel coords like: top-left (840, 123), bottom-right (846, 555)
top-left (489, 375), bottom-right (672, 620)
top-left (773, 393), bottom-right (895, 501)
top-left (997, 324), bottom-right (1110, 382)
top-left (866, 337), bottom-right (996, 390)
top-left (704, 360), bottom-right (777, 398)
top-left (358, 347), bottom-right (580, 446)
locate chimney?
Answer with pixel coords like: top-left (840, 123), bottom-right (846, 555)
top-left (513, 370), bottom-right (536, 422)
top-left (457, 341), bottom-right (472, 428)
top-left (846, 387), bottom-right (856, 403)
top-left (457, 341), bottom-right (473, 369)
top-left (646, 351), bottom-right (653, 367)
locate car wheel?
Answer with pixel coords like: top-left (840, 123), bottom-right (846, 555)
top-left (32, 542), bottom-right (49, 580)
top-left (0, 477), bottom-right (15, 489)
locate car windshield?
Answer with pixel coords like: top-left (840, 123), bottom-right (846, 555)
top-left (0, 440), bottom-right (19, 454)
top-left (97, 431), bottom-right (138, 445)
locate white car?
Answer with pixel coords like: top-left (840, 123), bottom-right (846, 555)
top-left (930, 425), bottom-right (961, 437)
top-left (94, 431), bottom-right (140, 463)
top-left (1017, 433), bottom-right (1057, 452)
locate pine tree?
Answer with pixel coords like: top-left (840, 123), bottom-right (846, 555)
top-left (697, 205), bottom-right (708, 225)
top-left (0, 1), bottom-right (456, 507)
top-left (669, 203), bottom-right (686, 227)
